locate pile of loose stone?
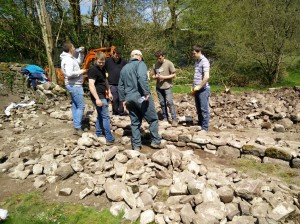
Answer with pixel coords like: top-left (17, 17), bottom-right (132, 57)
top-left (1, 78), bottom-right (300, 223)
top-left (0, 130), bottom-right (300, 223)
top-left (42, 85), bottom-right (300, 170)
top-left (176, 87), bottom-right (300, 133)
top-left (1, 89), bottom-right (300, 223)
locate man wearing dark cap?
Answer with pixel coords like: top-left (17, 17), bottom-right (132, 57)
top-left (105, 48), bottom-right (127, 115)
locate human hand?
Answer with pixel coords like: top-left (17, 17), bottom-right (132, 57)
top-left (108, 92), bottom-right (113, 101)
top-left (122, 101), bottom-right (128, 113)
top-left (96, 99), bottom-right (102, 107)
top-left (193, 85), bottom-right (201, 91)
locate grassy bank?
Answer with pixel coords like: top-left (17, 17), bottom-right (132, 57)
top-left (1, 193), bottom-right (135, 224)
top-left (150, 70), bottom-right (300, 94)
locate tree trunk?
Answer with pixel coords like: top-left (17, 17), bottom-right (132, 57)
top-left (54, 0), bottom-right (64, 21)
top-left (97, 0), bottom-right (105, 47)
top-left (34, 0), bottom-right (56, 83)
top-left (87, 0), bottom-right (96, 46)
top-left (69, 0), bottom-right (82, 39)
top-left (166, 0), bottom-right (179, 46)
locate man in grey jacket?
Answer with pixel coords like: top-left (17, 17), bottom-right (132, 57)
top-left (118, 50), bottom-right (165, 150)
top-left (60, 42), bottom-right (86, 136)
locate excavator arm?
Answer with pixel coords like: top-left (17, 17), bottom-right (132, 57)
top-left (50, 45), bottom-right (116, 86)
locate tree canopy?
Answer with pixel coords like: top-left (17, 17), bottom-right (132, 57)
top-left (0, 0), bottom-right (299, 86)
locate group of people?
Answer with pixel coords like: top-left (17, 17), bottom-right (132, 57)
top-left (60, 42), bottom-right (210, 150)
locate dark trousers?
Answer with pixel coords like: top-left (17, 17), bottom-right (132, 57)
top-left (126, 95), bottom-right (161, 148)
top-left (110, 85), bottom-right (124, 115)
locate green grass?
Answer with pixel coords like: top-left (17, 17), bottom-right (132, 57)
top-left (233, 158), bottom-right (300, 186)
top-left (276, 70), bottom-right (300, 87)
top-left (1, 192), bottom-right (135, 224)
top-left (150, 70), bottom-right (300, 94)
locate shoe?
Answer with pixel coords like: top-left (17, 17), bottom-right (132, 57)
top-left (172, 120), bottom-right (178, 127)
top-left (133, 146), bottom-right (142, 151)
top-left (73, 128), bottom-right (84, 136)
top-left (106, 141), bottom-right (114, 146)
top-left (150, 140), bottom-right (167, 149)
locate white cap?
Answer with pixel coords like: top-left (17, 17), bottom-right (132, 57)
top-left (131, 49), bottom-right (143, 56)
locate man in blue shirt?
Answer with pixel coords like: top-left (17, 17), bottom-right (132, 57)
top-left (192, 45), bottom-right (210, 131)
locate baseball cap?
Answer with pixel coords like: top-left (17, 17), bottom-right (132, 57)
top-left (131, 50), bottom-right (143, 56)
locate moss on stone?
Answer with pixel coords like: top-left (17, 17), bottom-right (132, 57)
top-left (265, 147), bottom-right (290, 161)
top-left (242, 145), bottom-right (255, 154)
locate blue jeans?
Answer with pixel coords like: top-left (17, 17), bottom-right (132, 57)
top-left (156, 87), bottom-right (177, 121)
top-left (66, 85), bottom-right (85, 129)
top-left (194, 87), bottom-right (210, 131)
top-left (92, 98), bottom-right (115, 142)
top-left (126, 94), bottom-right (160, 148)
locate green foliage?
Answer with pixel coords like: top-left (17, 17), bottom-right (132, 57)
top-left (174, 67), bottom-right (194, 85)
top-left (2, 192), bottom-right (128, 224)
top-left (1, 0), bottom-right (299, 88)
top-left (2, 72), bottom-right (16, 92)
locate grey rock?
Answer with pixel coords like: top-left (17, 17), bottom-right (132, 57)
top-left (169, 149), bottom-right (182, 168)
top-left (265, 146), bottom-right (296, 161)
top-left (54, 165), bottom-right (74, 180)
top-left (195, 201), bottom-right (226, 220)
top-left (123, 208), bottom-right (141, 222)
top-left (202, 187), bottom-right (220, 203)
top-left (225, 203), bottom-right (240, 221)
top-left (180, 203), bottom-right (196, 224)
top-left (228, 216), bottom-right (257, 224)
top-left (32, 164), bottom-right (43, 175)
top-left (153, 202), bottom-right (166, 213)
top-left (121, 187), bottom-right (137, 209)
top-left (235, 179), bottom-right (261, 200)
top-left (170, 182), bottom-right (188, 195)
top-left (70, 160), bottom-right (84, 172)
top-left (250, 201), bottom-right (270, 217)
top-left (217, 186), bottom-right (234, 203)
top-left (140, 192), bottom-right (154, 207)
top-left (187, 179), bottom-right (205, 195)
top-left (110, 202), bottom-right (129, 216)
top-left (192, 213), bottom-right (219, 224)
top-left (217, 146), bottom-right (240, 158)
top-left (79, 187), bottom-right (93, 199)
top-left (140, 210), bottom-right (155, 224)
top-left (273, 124), bottom-right (285, 132)
top-left (291, 158), bottom-right (300, 169)
top-left (59, 188), bottom-right (72, 196)
top-left (151, 149), bottom-right (170, 167)
top-left (154, 214), bottom-right (165, 224)
top-left (103, 180), bottom-right (127, 201)
top-left (126, 157), bottom-right (144, 175)
top-left (267, 202), bottom-right (295, 221)
top-left (263, 157), bottom-right (290, 167)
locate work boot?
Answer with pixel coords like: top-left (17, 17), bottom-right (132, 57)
top-left (73, 128), bottom-right (84, 136)
top-left (172, 120), bottom-right (178, 127)
top-left (133, 146), bottom-right (142, 151)
top-left (106, 141), bottom-right (114, 146)
top-left (150, 139), bottom-right (167, 149)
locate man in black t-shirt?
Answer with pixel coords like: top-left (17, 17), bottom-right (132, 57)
top-left (88, 52), bottom-right (115, 144)
top-left (105, 48), bottom-right (127, 115)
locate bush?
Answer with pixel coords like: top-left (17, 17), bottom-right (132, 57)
top-left (174, 66), bottom-right (194, 85)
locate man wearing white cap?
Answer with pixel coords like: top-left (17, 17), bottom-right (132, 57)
top-left (118, 50), bottom-right (166, 150)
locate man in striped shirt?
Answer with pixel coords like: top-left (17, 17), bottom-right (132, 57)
top-left (192, 45), bottom-right (210, 131)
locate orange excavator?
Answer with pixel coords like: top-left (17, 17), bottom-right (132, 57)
top-left (47, 46), bottom-right (116, 85)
